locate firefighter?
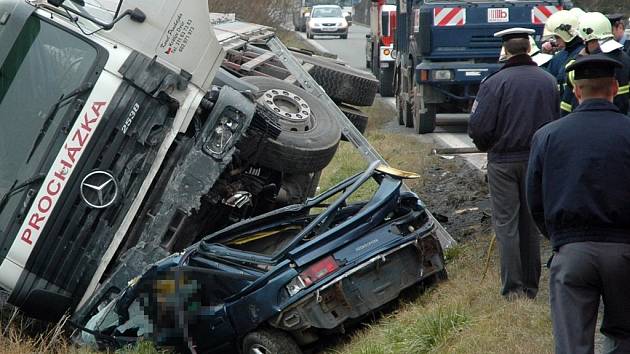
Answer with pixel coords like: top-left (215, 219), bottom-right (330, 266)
top-left (543, 10), bottom-right (583, 88)
top-left (561, 12), bottom-right (630, 115)
top-left (527, 54), bottom-right (630, 354)
top-left (469, 28), bottom-right (559, 300)
top-left (607, 13), bottom-right (630, 54)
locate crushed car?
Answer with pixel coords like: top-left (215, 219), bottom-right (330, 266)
top-left (80, 162), bottom-right (447, 353)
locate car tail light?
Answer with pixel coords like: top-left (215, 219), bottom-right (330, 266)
top-left (286, 256), bottom-right (339, 296)
top-left (300, 256), bottom-right (339, 286)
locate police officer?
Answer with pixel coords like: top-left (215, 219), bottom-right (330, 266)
top-left (607, 13), bottom-right (630, 54)
top-left (469, 28), bottom-right (559, 300)
top-left (526, 54), bottom-right (630, 354)
top-left (561, 12), bottom-right (630, 115)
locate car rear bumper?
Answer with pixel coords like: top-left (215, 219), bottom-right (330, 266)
top-left (270, 233), bottom-right (445, 332)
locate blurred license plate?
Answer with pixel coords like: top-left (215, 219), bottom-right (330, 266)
top-left (322, 27), bottom-right (337, 31)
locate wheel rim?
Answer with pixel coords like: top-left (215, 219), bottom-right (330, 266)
top-left (250, 344), bottom-right (271, 354)
top-left (260, 89), bottom-right (314, 132)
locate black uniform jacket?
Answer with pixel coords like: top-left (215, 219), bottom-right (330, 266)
top-left (468, 54), bottom-right (559, 163)
top-left (527, 99), bottom-right (630, 249)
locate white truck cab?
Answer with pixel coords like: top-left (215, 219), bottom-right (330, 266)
top-left (0, 0), bottom-right (228, 320)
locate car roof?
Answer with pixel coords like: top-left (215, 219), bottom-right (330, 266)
top-left (312, 5), bottom-right (342, 9)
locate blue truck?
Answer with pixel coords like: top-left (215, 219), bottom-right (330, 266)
top-left (393, 0), bottom-right (570, 133)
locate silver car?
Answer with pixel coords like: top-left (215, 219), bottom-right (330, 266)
top-left (306, 5), bottom-right (349, 39)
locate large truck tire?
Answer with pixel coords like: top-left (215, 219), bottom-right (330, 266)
top-left (339, 104), bottom-right (368, 141)
top-left (241, 76), bottom-right (341, 174)
top-left (292, 52), bottom-right (379, 107)
top-left (414, 103), bottom-right (437, 134)
top-left (379, 67), bottom-right (395, 97)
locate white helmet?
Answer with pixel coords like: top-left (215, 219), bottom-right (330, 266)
top-left (578, 12), bottom-right (614, 42)
top-left (568, 7), bottom-right (586, 19)
top-left (544, 10), bottom-right (580, 42)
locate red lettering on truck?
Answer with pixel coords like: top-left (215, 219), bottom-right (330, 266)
top-left (19, 101), bottom-right (107, 246)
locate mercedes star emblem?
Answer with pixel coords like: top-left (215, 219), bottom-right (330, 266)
top-left (80, 171), bottom-right (118, 209)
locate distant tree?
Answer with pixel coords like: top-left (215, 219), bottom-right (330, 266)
top-left (209, 0), bottom-right (293, 27)
top-left (573, 0), bottom-right (629, 14)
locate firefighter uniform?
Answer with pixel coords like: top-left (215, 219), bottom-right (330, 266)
top-left (469, 28), bottom-right (559, 299)
top-left (527, 54), bottom-right (630, 354)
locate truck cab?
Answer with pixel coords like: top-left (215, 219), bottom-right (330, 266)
top-left (0, 0), bottom-right (228, 320)
top-left (394, 0), bottom-right (568, 133)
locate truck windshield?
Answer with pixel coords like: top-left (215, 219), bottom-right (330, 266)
top-left (0, 16), bottom-right (97, 213)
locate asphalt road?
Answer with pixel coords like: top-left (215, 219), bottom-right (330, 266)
top-left (299, 24), bottom-right (488, 172)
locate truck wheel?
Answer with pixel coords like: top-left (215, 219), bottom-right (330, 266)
top-left (292, 52), bottom-right (379, 107)
top-left (241, 76), bottom-right (341, 174)
top-left (414, 103), bottom-right (437, 134)
top-left (339, 104), bottom-right (368, 141)
top-left (379, 67), bottom-right (395, 97)
top-left (242, 329), bottom-right (302, 354)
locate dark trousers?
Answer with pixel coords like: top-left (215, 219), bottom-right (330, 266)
top-left (488, 161), bottom-right (541, 298)
top-left (550, 242), bottom-right (630, 354)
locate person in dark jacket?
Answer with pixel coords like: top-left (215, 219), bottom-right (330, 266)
top-left (468, 28), bottom-right (559, 300)
top-left (527, 54), bottom-right (630, 354)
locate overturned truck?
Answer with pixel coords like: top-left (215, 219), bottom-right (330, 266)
top-left (0, 0), bottom-right (453, 352)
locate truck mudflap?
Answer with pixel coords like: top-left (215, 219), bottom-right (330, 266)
top-left (270, 235), bottom-right (445, 333)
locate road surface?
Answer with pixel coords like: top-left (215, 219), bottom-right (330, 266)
top-left (299, 24), bottom-right (487, 172)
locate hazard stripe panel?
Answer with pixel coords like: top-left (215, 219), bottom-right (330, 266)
top-left (433, 7), bottom-right (466, 27)
top-left (532, 5), bottom-right (562, 24)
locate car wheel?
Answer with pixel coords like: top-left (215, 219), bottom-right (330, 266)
top-left (338, 103), bottom-right (368, 141)
top-left (242, 329), bottom-right (302, 354)
top-left (240, 76), bottom-right (341, 174)
top-left (341, 34), bottom-right (348, 39)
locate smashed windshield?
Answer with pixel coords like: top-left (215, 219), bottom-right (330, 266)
top-left (0, 15), bottom-right (97, 209)
top-left (312, 7), bottom-right (343, 18)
